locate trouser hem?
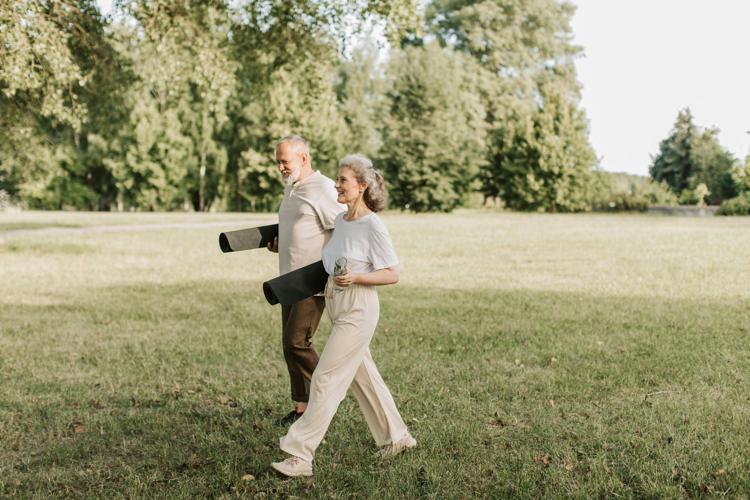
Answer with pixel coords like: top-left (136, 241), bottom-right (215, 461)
top-left (280, 438), bottom-right (312, 463)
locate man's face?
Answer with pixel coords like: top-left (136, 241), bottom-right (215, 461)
top-left (276, 143), bottom-right (306, 186)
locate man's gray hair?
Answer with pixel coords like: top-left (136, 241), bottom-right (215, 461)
top-left (276, 135), bottom-right (311, 157)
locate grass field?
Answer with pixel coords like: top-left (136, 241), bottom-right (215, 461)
top-left (1, 211), bottom-right (749, 498)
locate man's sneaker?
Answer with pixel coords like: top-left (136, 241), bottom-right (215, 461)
top-left (376, 433), bottom-right (417, 457)
top-left (271, 456), bottom-right (313, 477)
top-left (275, 410), bottom-right (303, 427)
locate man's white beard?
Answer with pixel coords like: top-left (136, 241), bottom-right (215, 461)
top-left (283, 167), bottom-right (300, 187)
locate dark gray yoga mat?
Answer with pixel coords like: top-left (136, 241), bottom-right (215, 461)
top-left (219, 224), bottom-right (279, 253)
top-left (263, 260), bottom-right (328, 306)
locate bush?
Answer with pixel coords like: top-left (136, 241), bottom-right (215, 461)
top-left (641, 180), bottom-right (678, 205)
top-left (717, 193), bottom-right (750, 216)
top-left (678, 188), bottom-right (699, 205)
top-left (591, 173), bottom-right (676, 212)
top-left (593, 193), bottom-right (649, 212)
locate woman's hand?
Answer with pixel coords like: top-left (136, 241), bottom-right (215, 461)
top-left (334, 271), bottom-right (358, 288)
top-left (334, 267), bottom-right (399, 287)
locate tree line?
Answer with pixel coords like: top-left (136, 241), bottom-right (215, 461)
top-left (2, 1), bottom-right (748, 214)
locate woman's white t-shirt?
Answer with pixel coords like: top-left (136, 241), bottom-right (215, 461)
top-left (322, 212), bottom-right (399, 276)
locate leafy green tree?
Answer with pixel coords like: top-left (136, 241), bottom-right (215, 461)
top-left (218, 1), bottom-right (420, 212)
top-left (221, 1), bottom-right (349, 211)
top-left (732, 156), bottom-right (750, 193)
top-left (0, 0), bottom-right (89, 131)
top-left (335, 42), bottom-right (387, 159)
top-left (487, 68), bottom-right (597, 211)
top-left (380, 42), bottom-right (487, 212)
top-left (1, 1), bottom-right (130, 209)
top-left (123, 1), bottom-right (236, 211)
top-left (0, 0), bottom-right (421, 211)
top-left (427, 0), bottom-right (598, 211)
top-left (651, 109), bottom-right (738, 204)
top-left (650, 109), bottom-right (698, 195)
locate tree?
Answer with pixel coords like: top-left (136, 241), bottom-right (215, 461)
top-left (427, 0), bottom-right (598, 211)
top-left (221, 1), bottom-right (348, 211)
top-left (0, 0), bottom-right (422, 211)
top-left (0, 0), bottom-right (89, 131)
top-left (650, 109), bottom-right (738, 205)
top-left (335, 41), bottom-right (387, 160)
top-left (1, 0), bottom-right (131, 209)
top-left (486, 66), bottom-right (597, 211)
top-left (379, 42), bottom-right (487, 212)
top-left (650, 109), bottom-right (697, 195)
top-left (731, 156), bottom-right (750, 193)
top-left (220, 0), bottom-right (420, 212)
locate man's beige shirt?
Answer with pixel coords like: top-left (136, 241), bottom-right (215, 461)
top-left (278, 171), bottom-right (345, 276)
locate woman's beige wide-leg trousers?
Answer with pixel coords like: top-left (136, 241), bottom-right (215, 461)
top-left (279, 278), bottom-right (410, 462)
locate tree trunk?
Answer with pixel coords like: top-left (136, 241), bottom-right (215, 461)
top-left (198, 109), bottom-right (208, 212)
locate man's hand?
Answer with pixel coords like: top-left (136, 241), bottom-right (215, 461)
top-left (267, 236), bottom-right (279, 253)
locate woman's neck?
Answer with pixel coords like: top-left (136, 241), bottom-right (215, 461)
top-left (345, 199), bottom-right (371, 221)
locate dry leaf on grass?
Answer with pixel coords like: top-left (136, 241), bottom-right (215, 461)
top-left (218, 395), bottom-right (237, 407)
top-left (241, 474), bottom-right (254, 481)
top-left (713, 468), bottom-right (725, 477)
top-left (533, 454), bottom-right (551, 467)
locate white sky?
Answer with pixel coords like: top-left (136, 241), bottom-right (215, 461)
top-left (571, 0), bottom-right (750, 175)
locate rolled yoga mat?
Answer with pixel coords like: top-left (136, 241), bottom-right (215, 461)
top-left (263, 260), bottom-right (328, 306)
top-left (219, 224), bottom-right (279, 253)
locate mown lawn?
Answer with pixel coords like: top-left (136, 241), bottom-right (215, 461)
top-left (1, 211), bottom-right (749, 498)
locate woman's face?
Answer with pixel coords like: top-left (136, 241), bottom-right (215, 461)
top-left (335, 167), bottom-right (366, 205)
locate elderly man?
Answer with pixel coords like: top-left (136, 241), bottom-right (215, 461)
top-left (267, 135), bottom-right (345, 425)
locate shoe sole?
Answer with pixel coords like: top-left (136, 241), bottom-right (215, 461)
top-left (376, 438), bottom-right (418, 458)
top-left (270, 463), bottom-right (313, 477)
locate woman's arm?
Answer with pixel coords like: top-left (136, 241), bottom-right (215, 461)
top-left (334, 266), bottom-right (399, 287)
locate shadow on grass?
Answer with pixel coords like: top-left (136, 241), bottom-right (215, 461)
top-left (1, 282), bottom-right (749, 497)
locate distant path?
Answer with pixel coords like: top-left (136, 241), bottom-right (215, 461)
top-left (0, 220), bottom-right (266, 239)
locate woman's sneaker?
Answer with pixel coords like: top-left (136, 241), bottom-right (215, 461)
top-left (271, 456), bottom-right (313, 477)
top-left (376, 434), bottom-right (417, 457)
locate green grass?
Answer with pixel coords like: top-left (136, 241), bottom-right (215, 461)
top-left (1, 211), bottom-right (749, 498)
top-left (0, 210), bottom-right (271, 231)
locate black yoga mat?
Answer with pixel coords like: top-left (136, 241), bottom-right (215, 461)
top-left (263, 260), bottom-right (328, 306)
top-left (219, 224), bottom-right (279, 253)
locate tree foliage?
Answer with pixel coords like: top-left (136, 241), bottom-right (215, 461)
top-left (650, 109), bottom-right (738, 205)
top-left (0, 0), bottom-right (632, 214)
top-left (379, 42), bottom-right (487, 212)
top-left (426, 0), bottom-right (598, 211)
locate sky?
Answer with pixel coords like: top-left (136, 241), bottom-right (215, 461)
top-left (570, 0), bottom-right (750, 175)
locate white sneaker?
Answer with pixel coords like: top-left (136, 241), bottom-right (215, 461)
top-left (376, 433), bottom-right (417, 457)
top-left (271, 456), bottom-right (313, 477)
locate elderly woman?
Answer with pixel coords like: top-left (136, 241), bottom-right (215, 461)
top-left (271, 154), bottom-right (416, 477)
